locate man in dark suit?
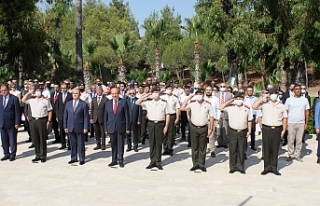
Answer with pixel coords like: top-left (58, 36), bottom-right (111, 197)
top-left (56, 83), bottom-right (73, 149)
top-left (90, 86), bottom-right (108, 150)
top-left (104, 87), bottom-right (130, 168)
top-left (0, 84), bottom-right (20, 161)
top-left (50, 83), bottom-right (60, 143)
top-left (312, 90), bottom-right (320, 112)
top-left (64, 88), bottom-right (89, 165)
top-left (126, 89), bottom-right (142, 152)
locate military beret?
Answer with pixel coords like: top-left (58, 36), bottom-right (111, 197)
top-left (78, 83), bottom-right (85, 87)
top-left (167, 80), bottom-right (173, 84)
top-left (195, 88), bottom-right (204, 94)
top-left (268, 88), bottom-right (278, 94)
top-left (174, 80), bottom-right (179, 84)
top-left (152, 86), bottom-right (161, 92)
top-left (166, 84), bottom-right (173, 89)
top-left (234, 92), bottom-right (244, 98)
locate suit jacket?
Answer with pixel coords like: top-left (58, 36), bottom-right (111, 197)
top-left (56, 92), bottom-right (73, 121)
top-left (126, 97), bottom-right (142, 127)
top-left (282, 91), bottom-right (291, 104)
top-left (104, 98), bottom-right (130, 134)
top-left (50, 92), bottom-right (60, 113)
top-left (90, 95), bottom-right (108, 124)
top-left (215, 91), bottom-right (233, 104)
top-left (312, 96), bottom-right (320, 111)
top-left (0, 94), bottom-right (20, 128)
top-left (64, 99), bottom-right (89, 133)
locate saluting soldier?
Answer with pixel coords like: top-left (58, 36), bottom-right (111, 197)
top-left (136, 86), bottom-right (169, 170)
top-left (219, 92), bottom-right (252, 174)
top-left (140, 84), bottom-right (151, 144)
top-left (180, 88), bottom-right (214, 172)
top-left (161, 83), bottom-right (180, 156)
top-left (253, 88), bottom-right (287, 175)
top-left (22, 85), bottom-right (53, 163)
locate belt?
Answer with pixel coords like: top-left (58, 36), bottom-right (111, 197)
top-left (191, 123), bottom-right (207, 129)
top-left (170, 114), bottom-right (176, 116)
top-left (149, 120), bottom-right (164, 124)
top-left (230, 128), bottom-right (248, 133)
top-left (32, 116), bottom-right (48, 120)
top-left (263, 124), bottom-right (282, 129)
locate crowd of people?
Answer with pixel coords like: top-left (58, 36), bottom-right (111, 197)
top-left (0, 77), bottom-right (319, 175)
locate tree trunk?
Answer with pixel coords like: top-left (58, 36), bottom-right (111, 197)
top-left (227, 47), bottom-right (237, 86)
top-left (280, 63), bottom-right (289, 92)
top-left (294, 60), bottom-right (306, 85)
top-left (75, 0), bottom-right (83, 82)
top-left (194, 39), bottom-right (200, 83)
top-left (118, 58), bottom-right (126, 82)
top-left (261, 73), bottom-right (265, 90)
top-left (155, 43), bottom-right (161, 81)
top-left (237, 72), bottom-right (243, 88)
top-left (83, 62), bottom-right (91, 90)
top-left (305, 61), bottom-right (308, 89)
top-left (18, 53), bottom-right (23, 87)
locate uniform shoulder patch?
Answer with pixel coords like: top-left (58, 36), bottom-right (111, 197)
top-left (143, 99), bottom-right (152, 102)
top-left (205, 100), bottom-right (211, 105)
top-left (244, 105), bottom-right (250, 109)
top-left (190, 100), bottom-right (196, 103)
top-left (161, 99), bottom-right (167, 102)
top-left (173, 94), bottom-right (178, 98)
top-left (229, 104), bottom-right (235, 106)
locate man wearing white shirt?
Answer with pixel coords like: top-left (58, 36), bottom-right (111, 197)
top-left (204, 86), bottom-right (219, 157)
top-left (179, 86), bottom-right (191, 146)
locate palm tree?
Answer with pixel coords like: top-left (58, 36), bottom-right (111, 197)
top-left (143, 19), bottom-right (167, 81)
top-left (181, 16), bottom-right (202, 83)
top-left (83, 39), bottom-right (97, 90)
top-left (108, 32), bottom-right (134, 82)
top-left (75, 0), bottom-right (83, 82)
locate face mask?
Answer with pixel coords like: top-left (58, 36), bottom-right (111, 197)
top-left (196, 95), bottom-right (203, 101)
top-left (152, 93), bottom-right (159, 99)
top-left (220, 87), bottom-right (226, 92)
top-left (270, 94), bottom-right (278, 101)
top-left (301, 89), bottom-right (306, 94)
top-left (35, 91), bottom-right (41, 97)
top-left (234, 100), bottom-right (243, 106)
top-left (166, 89), bottom-right (172, 94)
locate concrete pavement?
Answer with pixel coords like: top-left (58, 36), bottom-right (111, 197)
top-left (0, 130), bottom-right (319, 206)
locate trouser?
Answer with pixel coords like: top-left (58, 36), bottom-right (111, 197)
top-left (90, 124), bottom-right (95, 137)
top-left (109, 131), bottom-right (125, 163)
top-left (27, 119), bottom-right (33, 144)
top-left (148, 121), bottom-right (164, 165)
top-left (127, 123), bottom-right (139, 149)
top-left (163, 114), bottom-right (176, 152)
top-left (262, 125), bottom-right (282, 172)
top-left (208, 122), bottom-right (215, 152)
top-left (228, 128), bottom-right (247, 171)
top-left (1, 127), bottom-right (17, 158)
top-left (59, 120), bottom-right (69, 146)
top-left (69, 131), bottom-right (85, 162)
top-left (140, 110), bottom-right (148, 141)
top-left (245, 115), bottom-right (256, 154)
top-left (31, 117), bottom-right (48, 159)
top-left (180, 111), bottom-right (190, 140)
top-left (317, 134), bottom-right (320, 159)
top-left (217, 113), bottom-right (228, 146)
top-left (52, 113), bottom-right (59, 141)
top-left (24, 114), bottom-right (31, 138)
top-left (93, 122), bottom-right (105, 146)
top-left (287, 123), bottom-right (305, 158)
top-left (190, 124), bottom-right (208, 167)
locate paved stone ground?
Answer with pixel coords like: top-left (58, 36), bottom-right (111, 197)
top-left (0, 130), bottom-right (319, 206)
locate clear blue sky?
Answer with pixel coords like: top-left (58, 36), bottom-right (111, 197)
top-left (101, 0), bottom-right (197, 36)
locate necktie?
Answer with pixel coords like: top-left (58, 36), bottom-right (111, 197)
top-left (131, 98), bottom-right (134, 108)
top-left (3, 97), bottom-right (6, 108)
top-left (113, 100), bottom-right (118, 114)
top-left (97, 97), bottom-right (101, 106)
top-left (221, 92), bottom-right (225, 104)
top-left (63, 93), bottom-right (66, 103)
top-left (73, 100), bottom-right (77, 111)
top-left (54, 93), bottom-right (58, 104)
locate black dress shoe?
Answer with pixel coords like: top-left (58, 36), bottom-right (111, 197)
top-left (283, 141), bottom-right (288, 146)
top-left (126, 148), bottom-right (132, 152)
top-left (68, 160), bottom-right (78, 164)
top-left (169, 151), bottom-right (173, 156)
top-left (119, 163), bottom-right (124, 168)
top-left (217, 145), bottom-right (223, 148)
top-left (223, 145), bottom-right (228, 149)
top-left (52, 140), bottom-right (60, 144)
top-left (261, 170), bottom-right (269, 175)
top-left (187, 144), bottom-right (191, 147)
top-left (229, 169), bottom-right (236, 174)
top-left (79, 161), bottom-right (85, 165)
top-left (211, 152), bottom-right (216, 158)
top-left (317, 159), bottom-right (320, 164)
top-left (251, 147), bottom-right (257, 151)
top-left (244, 155), bottom-right (248, 160)
top-left (28, 144), bottom-right (35, 149)
top-left (93, 145), bottom-right (101, 150)
top-left (180, 138), bottom-right (185, 142)
top-left (41, 159), bottom-right (46, 163)
top-left (272, 171), bottom-right (281, 176)
top-left (239, 170), bottom-right (246, 174)
top-left (162, 151), bottom-right (169, 155)
top-left (9, 157), bottom-right (16, 161)
top-left (199, 167), bottom-right (207, 172)
top-left (26, 139), bottom-right (32, 143)
top-left (134, 148), bottom-right (138, 152)
top-left (32, 157), bottom-right (41, 162)
top-left (190, 166), bottom-right (198, 171)
top-left (1, 156), bottom-right (10, 161)
top-left (59, 145), bottom-right (67, 150)
top-left (156, 165), bottom-right (163, 170)
top-left (67, 147), bottom-right (71, 151)
top-left (146, 163), bottom-right (156, 169)
top-left (108, 162), bottom-right (118, 167)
